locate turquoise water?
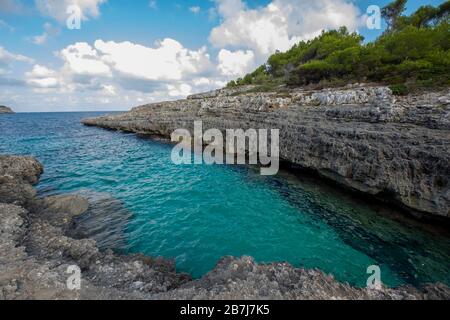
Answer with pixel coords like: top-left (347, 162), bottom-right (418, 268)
top-left (1, 112), bottom-right (449, 287)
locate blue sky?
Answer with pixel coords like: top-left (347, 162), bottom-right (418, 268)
top-left (0, 0), bottom-right (445, 112)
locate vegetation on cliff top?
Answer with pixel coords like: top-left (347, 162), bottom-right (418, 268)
top-left (227, 0), bottom-right (449, 94)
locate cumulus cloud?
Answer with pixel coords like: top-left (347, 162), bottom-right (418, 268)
top-left (217, 49), bottom-right (255, 77)
top-left (0, 19), bottom-right (15, 32)
top-left (167, 83), bottom-right (192, 97)
top-left (35, 0), bottom-right (107, 23)
top-left (148, 0), bottom-right (157, 10)
top-left (210, 0), bottom-right (364, 59)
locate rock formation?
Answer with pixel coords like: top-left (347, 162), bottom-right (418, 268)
top-left (82, 85), bottom-right (450, 218)
top-left (0, 106), bottom-right (14, 114)
top-left (1, 154), bottom-right (449, 300)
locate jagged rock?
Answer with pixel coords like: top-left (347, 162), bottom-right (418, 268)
top-left (82, 85), bottom-right (450, 218)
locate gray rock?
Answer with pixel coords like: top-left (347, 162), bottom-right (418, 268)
top-left (44, 194), bottom-right (89, 217)
top-left (1, 155), bottom-right (449, 300)
top-left (0, 155), bottom-right (43, 207)
top-left (82, 85), bottom-right (450, 218)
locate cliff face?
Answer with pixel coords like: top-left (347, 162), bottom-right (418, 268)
top-left (0, 106), bottom-right (14, 114)
top-left (83, 85), bottom-right (450, 218)
top-left (1, 155), bottom-right (449, 300)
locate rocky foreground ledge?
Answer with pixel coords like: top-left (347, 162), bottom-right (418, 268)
top-left (1, 155), bottom-right (449, 300)
top-left (83, 85), bottom-right (450, 219)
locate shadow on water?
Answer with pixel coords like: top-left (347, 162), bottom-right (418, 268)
top-left (249, 166), bottom-right (450, 287)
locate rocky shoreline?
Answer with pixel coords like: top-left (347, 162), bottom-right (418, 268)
top-left (1, 154), bottom-right (449, 300)
top-left (82, 84), bottom-right (450, 219)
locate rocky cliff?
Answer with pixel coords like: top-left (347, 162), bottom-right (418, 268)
top-left (1, 155), bottom-right (449, 300)
top-left (82, 84), bottom-right (450, 218)
top-left (0, 106), bottom-right (14, 114)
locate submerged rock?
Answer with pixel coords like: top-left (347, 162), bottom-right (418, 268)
top-left (82, 85), bottom-right (450, 218)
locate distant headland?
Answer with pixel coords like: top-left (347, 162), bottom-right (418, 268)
top-left (0, 106), bottom-right (14, 114)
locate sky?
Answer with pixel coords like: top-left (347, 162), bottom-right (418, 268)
top-left (0, 0), bottom-right (445, 112)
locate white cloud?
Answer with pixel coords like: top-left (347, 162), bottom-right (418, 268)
top-left (35, 0), bottom-right (107, 23)
top-left (218, 49), bottom-right (255, 77)
top-left (167, 83), bottom-right (192, 97)
top-left (148, 0), bottom-right (157, 10)
top-left (31, 22), bottom-right (60, 45)
top-left (0, 19), bottom-right (14, 32)
top-left (189, 6), bottom-right (200, 14)
top-left (17, 38), bottom-right (218, 106)
top-left (0, 47), bottom-right (34, 66)
top-left (210, 0), bottom-right (363, 59)
top-left (102, 84), bottom-right (116, 95)
top-left (216, 0), bottom-right (244, 17)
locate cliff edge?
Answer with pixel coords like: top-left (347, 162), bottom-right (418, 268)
top-left (0, 106), bottom-right (14, 114)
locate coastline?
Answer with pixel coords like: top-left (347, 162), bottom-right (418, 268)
top-left (82, 84), bottom-right (450, 219)
top-left (1, 154), bottom-right (449, 300)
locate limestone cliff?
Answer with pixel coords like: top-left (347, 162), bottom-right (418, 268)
top-left (82, 85), bottom-right (450, 218)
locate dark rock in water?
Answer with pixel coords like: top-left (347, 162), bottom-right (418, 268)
top-left (0, 155), bottom-right (449, 300)
top-left (82, 85), bottom-right (450, 219)
top-left (0, 106), bottom-right (14, 114)
top-left (0, 155), bottom-right (43, 207)
top-left (44, 194), bottom-right (89, 217)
